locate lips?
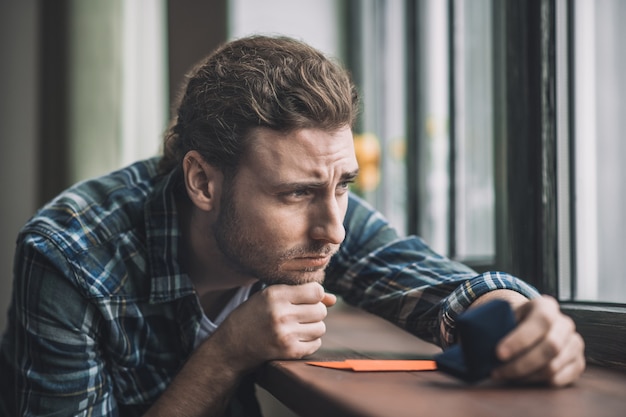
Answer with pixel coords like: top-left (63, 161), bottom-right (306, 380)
top-left (290, 255), bottom-right (331, 269)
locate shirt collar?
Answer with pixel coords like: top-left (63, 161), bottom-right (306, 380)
top-left (145, 168), bottom-right (196, 303)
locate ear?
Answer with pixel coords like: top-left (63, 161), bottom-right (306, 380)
top-left (182, 150), bottom-right (223, 212)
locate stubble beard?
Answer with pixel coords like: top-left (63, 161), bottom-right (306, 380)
top-left (213, 185), bottom-right (339, 286)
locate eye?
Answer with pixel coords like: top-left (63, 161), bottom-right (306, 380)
top-left (290, 188), bottom-right (311, 197)
top-left (337, 179), bottom-right (355, 192)
top-left (278, 187), bottom-right (313, 202)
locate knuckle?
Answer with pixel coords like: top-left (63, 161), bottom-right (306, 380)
top-left (543, 334), bottom-right (561, 359)
top-left (545, 359), bottom-right (561, 377)
top-left (303, 339), bottom-right (322, 358)
top-left (536, 296), bottom-right (559, 319)
top-left (320, 303), bottom-right (328, 318)
top-left (284, 345), bottom-right (301, 358)
top-left (316, 303), bottom-right (328, 320)
top-left (541, 309), bottom-right (556, 326)
top-left (310, 321), bottom-right (326, 339)
top-left (540, 295), bottom-right (559, 310)
top-left (303, 282), bottom-right (323, 299)
top-left (314, 283), bottom-right (325, 299)
top-left (268, 308), bottom-right (286, 326)
top-left (311, 338), bottom-right (323, 352)
top-left (562, 315), bottom-right (576, 332)
top-left (276, 330), bottom-right (296, 351)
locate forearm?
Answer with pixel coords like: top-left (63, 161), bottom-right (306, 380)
top-left (143, 283), bottom-right (333, 416)
top-left (143, 335), bottom-right (250, 417)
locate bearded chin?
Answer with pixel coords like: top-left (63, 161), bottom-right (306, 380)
top-left (215, 226), bottom-right (332, 285)
top-left (212, 185), bottom-right (338, 286)
top-left (213, 218), bottom-right (336, 286)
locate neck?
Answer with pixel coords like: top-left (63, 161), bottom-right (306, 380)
top-left (176, 196), bottom-right (257, 297)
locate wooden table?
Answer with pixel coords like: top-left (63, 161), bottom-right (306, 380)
top-left (256, 301), bottom-right (626, 417)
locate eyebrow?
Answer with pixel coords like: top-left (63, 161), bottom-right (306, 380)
top-left (341, 169), bottom-right (360, 182)
top-left (275, 169), bottom-right (360, 190)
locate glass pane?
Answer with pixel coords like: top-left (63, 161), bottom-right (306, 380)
top-left (413, 0), bottom-right (495, 259)
top-left (573, 0), bottom-right (626, 303)
top-left (415, 0), bottom-right (450, 255)
top-left (66, 0), bottom-right (167, 182)
top-left (453, 0), bottom-right (495, 261)
top-left (228, 0), bottom-right (341, 58)
top-left (354, 0), bottom-right (408, 235)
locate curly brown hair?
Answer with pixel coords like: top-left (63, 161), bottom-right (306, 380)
top-left (159, 35), bottom-right (359, 180)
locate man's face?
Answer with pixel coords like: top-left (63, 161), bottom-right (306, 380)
top-left (213, 126), bottom-right (359, 286)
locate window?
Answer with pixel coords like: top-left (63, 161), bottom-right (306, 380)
top-left (558, 0), bottom-right (626, 370)
top-left (347, 0), bottom-right (499, 268)
top-left (39, 0), bottom-right (167, 201)
top-left (451, 0), bottom-right (496, 262)
top-left (346, 0), bottom-right (408, 235)
top-left (66, 0), bottom-right (166, 182)
top-left (568, 0), bottom-right (626, 304)
top-left (404, 0), bottom-right (496, 266)
top-left (404, 0), bottom-right (625, 369)
top-left (228, 0), bottom-right (342, 58)
top-left (409, 0), bottom-right (452, 253)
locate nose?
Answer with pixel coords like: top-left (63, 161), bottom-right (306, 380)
top-left (309, 195), bottom-right (346, 245)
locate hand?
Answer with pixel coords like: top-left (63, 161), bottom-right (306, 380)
top-left (492, 295), bottom-right (586, 386)
top-left (145, 283), bottom-right (335, 416)
top-left (209, 282), bottom-right (336, 372)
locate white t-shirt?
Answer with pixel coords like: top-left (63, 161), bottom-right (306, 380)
top-left (193, 284), bottom-right (254, 349)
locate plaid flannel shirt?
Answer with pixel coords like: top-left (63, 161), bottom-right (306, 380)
top-left (0, 158), bottom-right (538, 416)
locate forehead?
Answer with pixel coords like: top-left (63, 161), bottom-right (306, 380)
top-left (240, 126), bottom-right (358, 182)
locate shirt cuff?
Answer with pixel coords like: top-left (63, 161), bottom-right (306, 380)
top-left (439, 272), bottom-right (540, 348)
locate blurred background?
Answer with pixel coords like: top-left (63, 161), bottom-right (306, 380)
top-left (1, 0), bottom-right (625, 412)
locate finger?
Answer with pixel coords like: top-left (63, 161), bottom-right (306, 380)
top-left (516, 332), bottom-right (585, 386)
top-left (322, 292), bottom-right (337, 307)
top-left (297, 291), bottom-right (335, 322)
top-left (496, 296), bottom-right (559, 361)
top-left (264, 282), bottom-right (325, 305)
top-left (274, 322), bottom-right (325, 359)
top-left (290, 282), bottom-right (327, 304)
top-left (493, 308), bottom-right (578, 381)
top-left (274, 336), bottom-right (323, 359)
top-left (295, 338), bottom-right (323, 359)
top-left (297, 321), bottom-right (327, 342)
top-left (296, 302), bottom-right (329, 324)
top-left (548, 351), bottom-right (586, 387)
top-left (494, 317), bottom-right (572, 380)
top-left (512, 353), bottom-right (584, 387)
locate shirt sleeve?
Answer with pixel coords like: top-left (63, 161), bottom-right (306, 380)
top-left (1, 233), bottom-right (118, 417)
top-left (325, 194), bottom-right (540, 348)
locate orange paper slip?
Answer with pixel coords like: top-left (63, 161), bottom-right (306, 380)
top-left (306, 359), bottom-right (438, 372)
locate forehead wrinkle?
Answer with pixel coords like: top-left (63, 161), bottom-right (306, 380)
top-left (242, 126), bottom-right (357, 185)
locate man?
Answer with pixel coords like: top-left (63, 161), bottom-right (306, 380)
top-left (0, 35), bottom-right (584, 417)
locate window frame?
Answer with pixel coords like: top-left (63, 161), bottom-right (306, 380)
top-left (492, 0), bottom-right (626, 370)
top-left (405, 0), bottom-right (626, 370)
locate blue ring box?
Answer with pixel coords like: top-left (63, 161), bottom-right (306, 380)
top-left (435, 299), bottom-right (517, 382)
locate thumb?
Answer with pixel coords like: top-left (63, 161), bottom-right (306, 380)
top-left (322, 292), bottom-right (337, 307)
